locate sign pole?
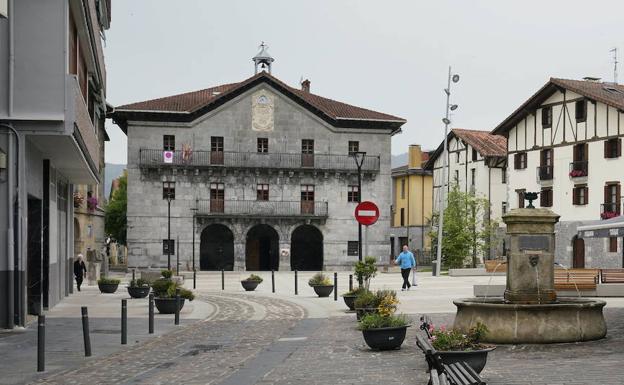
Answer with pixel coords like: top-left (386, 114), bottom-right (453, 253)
top-left (364, 225), bottom-right (369, 258)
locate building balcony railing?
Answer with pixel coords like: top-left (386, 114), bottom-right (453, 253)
top-left (195, 199), bottom-right (329, 218)
top-left (569, 161), bottom-right (588, 178)
top-left (139, 149), bottom-right (380, 173)
top-left (601, 203), bottom-right (621, 220)
top-left (536, 165), bottom-right (553, 181)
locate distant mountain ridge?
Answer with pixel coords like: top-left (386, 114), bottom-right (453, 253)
top-left (105, 163), bottom-right (126, 198)
top-left (391, 153), bottom-right (408, 168)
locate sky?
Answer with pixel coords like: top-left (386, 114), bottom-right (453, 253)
top-left (103, 0), bottom-right (624, 164)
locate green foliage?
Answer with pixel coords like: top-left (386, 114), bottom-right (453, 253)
top-left (358, 313), bottom-right (409, 330)
top-left (429, 322), bottom-right (489, 351)
top-left (429, 183), bottom-right (502, 268)
top-left (97, 277), bottom-right (120, 285)
top-left (308, 272), bottom-right (331, 286)
top-left (165, 284), bottom-right (195, 301)
top-left (150, 274), bottom-right (194, 301)
top-left (129, 278), bottom-right (150, 288)
top-left (104, 174), bottom-right (127, 245)
top-left (342, 286), bottom-right (367, 297)
top-left (244, 274), bottom-right (263, 283)
top-left (354, 289), bottom-right (397, 309)
top-left (354, 256), bottom-right (378, 290)
top-left (161, 270), bottom-right (173, 279)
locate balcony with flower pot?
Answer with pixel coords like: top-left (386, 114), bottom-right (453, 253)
top-left (601, 203), bottom-right (621, 220)
top-left (569, 160), bottom-right (588, 179)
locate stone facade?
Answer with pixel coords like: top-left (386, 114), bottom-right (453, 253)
top-left (119, 77), bottom-right (403, 271)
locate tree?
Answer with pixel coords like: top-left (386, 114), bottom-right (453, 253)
top-left (105, 174), bottom-right (127, 245)
top-left (429, 183), bottom-right (501, 268)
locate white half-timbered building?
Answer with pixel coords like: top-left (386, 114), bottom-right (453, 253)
top-left (492, 77), bottom-right (624, 268)
top-left (425, 128), bottom-right (507, 263)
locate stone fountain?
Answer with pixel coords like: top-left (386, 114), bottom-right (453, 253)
top-left (453, 201), bottom-right (607, 344)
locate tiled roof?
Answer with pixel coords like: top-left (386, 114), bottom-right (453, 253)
top-left (493, 78), bottom-right (624, 135)
top-left (115, 72), bottom-right (405, 123)
top-left (452, 128), bottom-right (507, 157)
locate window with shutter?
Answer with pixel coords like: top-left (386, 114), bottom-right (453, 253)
top-left (609, 237), bottom-right (618, 253)
top-left (540, 188), bottom-right (552, 207)
top-left (605, 138), bottom-right (621, 159)
top-left (575, 100), bottom-right (587, 122)
top-left (573, 185), bottom-right (588, 205)
top-left (542, 106), bottom-right (553, 128)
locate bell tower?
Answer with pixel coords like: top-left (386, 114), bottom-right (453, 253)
top-left (253, 42), bottom-right (274, 74)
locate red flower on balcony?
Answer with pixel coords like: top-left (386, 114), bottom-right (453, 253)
top-left (569, 169), bottom-right (587, 178)
top-left (73, 192), bottom-right (84, 208)
top-left (601, 211), bottom-right (619, 220)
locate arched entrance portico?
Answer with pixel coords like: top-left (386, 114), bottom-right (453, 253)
top-left (200, 224), bottom-right (234, 270)
top-left (290, 225), bottom-right (323, 271)
top-left (572, 235), bottom-right (585, 268)
top-left (246, 224), bottom-right (279, 271)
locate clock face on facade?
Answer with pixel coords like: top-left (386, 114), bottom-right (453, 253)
top-left (252, 90), bottom-right (274, 132)
top-left (257, 95), bottom-right (269, 104)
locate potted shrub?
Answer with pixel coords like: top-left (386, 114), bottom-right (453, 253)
top-left (97, 277), bottom-right (120, 293)
top-left (420, 318), bottom-right (495, 374)
top-left (359, 292), bottom-right (410, 350)
top-left (127, 278), bottom-right (151, 298)
top-left (241, 274), bottom-right (263, 291)
top-left (354, 289), bottom-right (396, 320)
top-left (342, 287), bottom-right (366, 311)
top-left (308, 272), bottom-right (334, 297)
top-left (151, 270), bottom-right (195, 314)
top-left (354, 256), bottom-right (378, 290)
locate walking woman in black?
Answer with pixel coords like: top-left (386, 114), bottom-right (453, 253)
top-left (74, 253), bottom-right (87, 291)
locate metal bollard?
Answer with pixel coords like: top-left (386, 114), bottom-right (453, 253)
top-left (193, 268), bottom-right (196, 289)
top-left (81, 307), bottom-right (92, 357)
top-left (132, 269), bottom-right (136, 282)
top-left (349, 274), bottom-right (353, 292)
top-left (221, 269), bottom-right (225, 291)
top-left (121, 299), bottom-right (127, 345)
top-left (294, 270), bottom-right (298, 295)
top-left (271, 270), bottom-right (275, 293)
top-left (148, 293), bottom-right (154, 334)
top-left (334, 272), bottom-right (338, 301)
top-left (37, 315), bottom-right (45, 372)
top-left (174, 288), bottom-right (181, 325)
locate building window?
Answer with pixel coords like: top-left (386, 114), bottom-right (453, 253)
top-left (502, 202), bottom-right (507, 215)
top-left (163, 135), bottom-right (175, 151)
top-left (575, 100), bottom-right (587, 122)
top-left (301, 184), bottom-right (315, 201)
top-left (454, 170), bottom-right (459, 183)
top-left (456, 152), bottom-right (460, 163)
top-left (573, 184), bottom-right (588, 205)
top-left (539, 149), bottom-right (554, 180)
top-left (347, 241), bottom-right (359, 256)
top-left (257, 184), bottom-right (269, 201)
top-left (210, 183), bottom-right (225, 213)
top-left (470, 168), bottom-right (476, 187)
top-left (517, 189), bottom-right (525, 208)
top-left (211, 136), bottom-right (224, 165)
top-left (540, 187), bottom-right (553, 207)
top-left (609, 237), bottom-right (618, 253)
top-left (348, 141), bottom-right (359, 155)
top-left (347, 185), bottom-right (360, 202)
top-left (542, 106), bottom-right (552, 128)
top-left (401, 179), bottom-right (405, 199)
top-left (162, 182), bottom-right (175, 199)
top-left (163, 239), bottom-right (175, 255)
top-left (514, 152), bottom-right (527, 169)
top-left (604, 183), bottom-right (621, 215)
top-left (302, 139), bottom-right (314, 154)
top-left (604, 138), bottom-right (622, 159)
top-left (257, 138), bottom-right (268, 153)
top-left (501, 169), bottom-right (507, 184)
top-left (472, 148), bottom-right (478, 161)
top-left (400, 208), bottom-right (405, 226)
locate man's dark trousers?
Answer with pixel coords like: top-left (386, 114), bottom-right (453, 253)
top-left (401, 268), bottom-right (412, 289)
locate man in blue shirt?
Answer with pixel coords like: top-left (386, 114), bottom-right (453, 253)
top-left (394, 245), bottom-right (416, 291)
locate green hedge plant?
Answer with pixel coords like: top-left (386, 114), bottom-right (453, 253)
top-left (97, 277), bottom-right (120, 285)
top-left (308, 272), bottom-right (332, 286)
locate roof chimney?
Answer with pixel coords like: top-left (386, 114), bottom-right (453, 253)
top-left (583, 76), bottom-right (601, 82)
top-left (301, 79), bottom-right (311, 93)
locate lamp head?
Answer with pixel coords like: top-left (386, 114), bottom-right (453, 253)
top-left (450, 104), bottom-right (458, 111)
top-left (442, 118), bottom-right (451, 125)
top-left (452, 74), bottom-right (460, 83)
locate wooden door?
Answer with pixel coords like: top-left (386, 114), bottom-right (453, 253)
top-left (572, 237), bottom-right (585, 268)
top-left (246, 239), bottom-right (260, 271)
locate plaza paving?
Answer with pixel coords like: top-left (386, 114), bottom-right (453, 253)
top-left (2, 271), bottom-right (624, 384)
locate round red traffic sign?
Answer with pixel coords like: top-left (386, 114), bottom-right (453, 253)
top-left (355, 201), bottom-right (380, 226)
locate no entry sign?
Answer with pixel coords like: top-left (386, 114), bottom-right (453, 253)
top-left (355, 201), bottom-right (379, 226)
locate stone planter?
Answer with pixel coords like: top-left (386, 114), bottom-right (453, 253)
top-left (362, 325), bottom-right (410, 350)
top-left (438, 347), bottom-right (496, 374)
top-left (98, 283), bottom-right (119, 294)
top-left (311, 285), bottom-right (334, 297)
top-left (355, 307), bottom-right (378, 321)
top-left (343, 295), bottom-right (357, 311)
top-left (154, 297), bottom-right (186, 314)
top-left (241, 280), bottom-right (260, 291)
top-left (127, 286), bottom-right (151, 298)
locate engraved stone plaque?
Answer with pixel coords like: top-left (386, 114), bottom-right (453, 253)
top-left (252, 89), bottom-right (274, 132)
top-left (518, 235), bottom-right (549, 251)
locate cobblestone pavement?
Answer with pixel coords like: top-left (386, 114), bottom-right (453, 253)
top-left (29, 292), bottom-right (624, 385)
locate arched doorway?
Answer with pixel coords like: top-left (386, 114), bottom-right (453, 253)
top-left (572, 236), bottom-right (585, 268)
top-left (290, 225), bottom-right (323, 271)
top-left (200, 224), bottom-right (234, 270)
top-left (246, 224), bottom-right (279, 271)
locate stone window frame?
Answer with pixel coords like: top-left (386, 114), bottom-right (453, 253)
top-left (347, 185), bottom-right (359, 203)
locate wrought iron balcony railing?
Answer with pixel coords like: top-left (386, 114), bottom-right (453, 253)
top-left (536, 165), bottom-right (554, 181)
top-left (139, 149), bottom-right (380, 172)
top-left (569, 161), bottom-right (588, 178)
top-left (195, 199), bottom-right (328, 218)
top-left (601, 203), bottom-right (621, 220)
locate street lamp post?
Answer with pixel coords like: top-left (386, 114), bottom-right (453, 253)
top-left (166, 192), bottom-right (173, 271)
top-left (434, 67), bottom-right (460, 276)
top-left (191, 204), bottom-right (198, 289)
top-left (352, 151), bottom-right (366, 263)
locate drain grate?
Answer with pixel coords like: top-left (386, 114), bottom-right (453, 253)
top-left (92, 329), bottom-right (119, 334)
top-left (182, 344), bottom-right (222, 356)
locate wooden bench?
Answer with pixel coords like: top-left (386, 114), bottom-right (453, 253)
top-left (416, 333), bottom-right (486, 385)
top-left (554, 268), bottom-right (599, 290)
top-left (601, 269), bottom-right (624, 283)
top-left (484, 260), bottom-right (506, 273)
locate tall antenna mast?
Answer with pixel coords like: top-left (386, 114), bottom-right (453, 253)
top-left (611, 48), bottom-right (618, 84)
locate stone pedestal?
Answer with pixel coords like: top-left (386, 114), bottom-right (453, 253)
top-left (503, 208), bottom-right (559, 304)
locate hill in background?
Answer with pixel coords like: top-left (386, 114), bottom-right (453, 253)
top-left (105, 163), bottom-right (126, 198)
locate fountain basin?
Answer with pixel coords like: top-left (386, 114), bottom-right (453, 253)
top-left (453, 297), bottom-right (607, 344)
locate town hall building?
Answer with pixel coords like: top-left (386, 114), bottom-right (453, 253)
top-left (111, 46), bottom-right (405, 271)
